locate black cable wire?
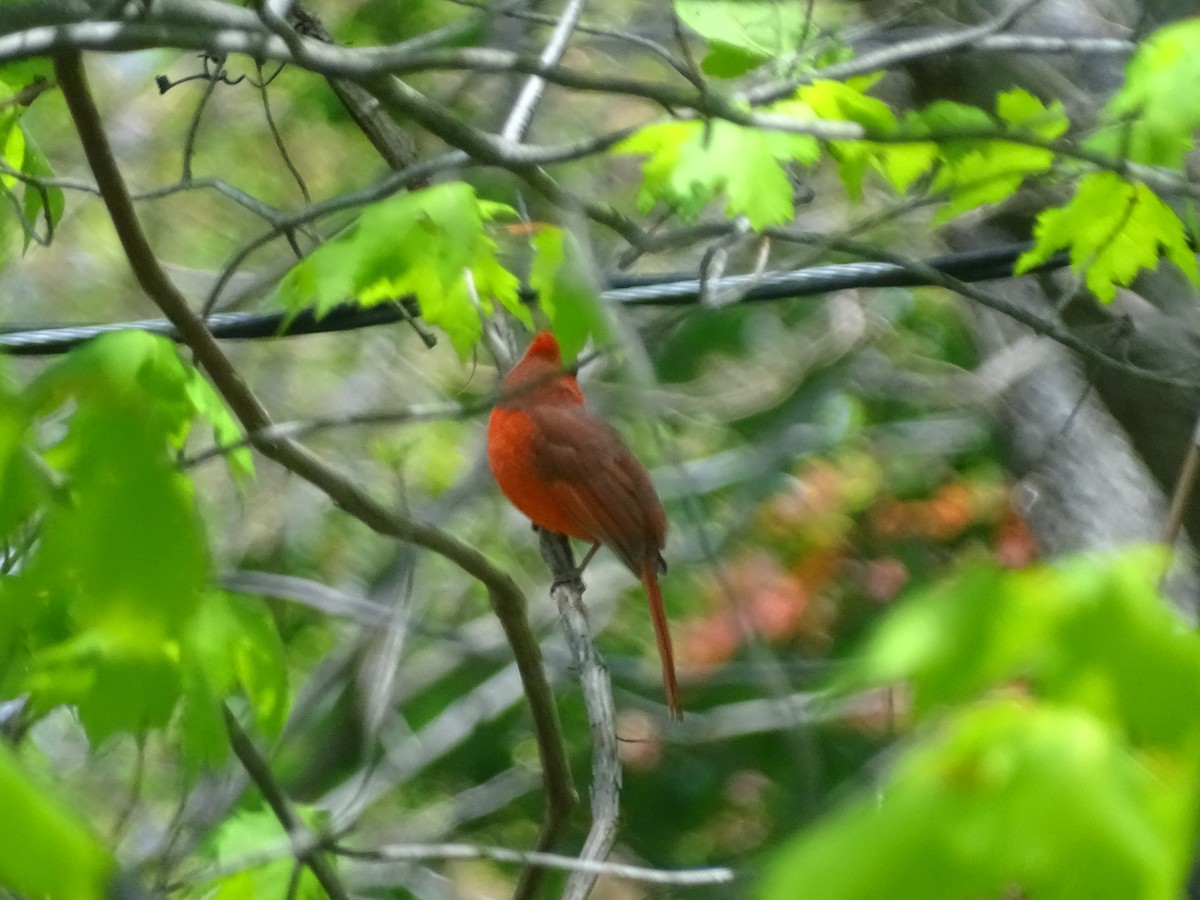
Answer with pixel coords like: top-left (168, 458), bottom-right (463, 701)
top-left (0, 242), bottom-right (1064, 356)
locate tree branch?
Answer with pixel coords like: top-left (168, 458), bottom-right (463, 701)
top-left (222, 704), bottom-right (351, 900)
top-left (538, 531), bottom-right (624, 900)
top-left (335, 840), bottom-right (735, 887)
top-left (52, 50), bottom-right (576, 885)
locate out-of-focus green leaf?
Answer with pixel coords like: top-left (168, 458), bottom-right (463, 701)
top-left (0, 106), bottom-right (25, 191)
top-left (28, 330), bottom-right (251, 479)
top-left (529, 227), bottom-right (608, 360)
top-left (183, 807), bottom-right (330, 900)
top-left (0, 366), bottom-right (44, 543)
top-left (901, 90), bottom-right (1068, 221)
top-left (18, 398), bottom-right (205, 743)
top-left (184, 365), bottom-right (253, 481)
top-left (1016, 172), bottom-right (1199, 302)
top-left (1098, 18), bottom-right (1200, 167)
top-left (26, 632), bottom-right (183, 743)
top-left (19, 133), bottom-right (63, 250)
top-left (847, 547), bottom-right (1200, 744)
top-left (187, 593), bottom-right (290, 740)
top-left (2, 332), bottom-right (281, 760)
top-left (0, 741), bottom-right (116, 900)
top-left (676, 0), bottom-right (811, 78)
top-left (277, 183), bottom-right (526, 357)
top-left (760, 699), bottom-right (1195, 900)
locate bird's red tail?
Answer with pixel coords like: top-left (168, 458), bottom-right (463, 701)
top-left (641, 557), bottom-right (682, 720)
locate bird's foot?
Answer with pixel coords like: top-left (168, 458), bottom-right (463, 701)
top-left (550, 569), bottom-right (586, 593)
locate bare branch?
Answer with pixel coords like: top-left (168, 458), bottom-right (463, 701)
top-left (537, 531), bottom-right (623, 900)
top-left (336, 841), bottom-right (736, 887)
top-left (222, 705), bottom-right (352, 900)
top-left (499, 0), bottom-right (587, 143)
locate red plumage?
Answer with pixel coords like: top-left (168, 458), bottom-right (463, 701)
top-left (487, 332), bottom-right (681, 719)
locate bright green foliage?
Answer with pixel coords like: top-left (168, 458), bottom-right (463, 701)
top-left (924, 89), bottom-right (1067, 221)
top-left (0, 332), bottom-right (285, 768)
top-left (1098, 18), bottom-right (1200, 168)
top-left (17, 333), bottom-right (208, 741)
top-left (0, 742), bottom-right (116, 900)
top-left (761, 548), bottom-right (1200, 900)
top-left (0, 106), bottom-right (26, 191)
top-left (1016, 172), bottom-right (1199, 302)
top-left (0, 61), bottom-right (65, 251)
top-left (614, 84), bottom-right (1066, 222)
top-left (675, 0), bottom-right (813, 78)
top-left (0, 369), bottom-right (47, 545)
top-left (791, 77), bottom-right (898, 200)
top-left (183, 807), bottom-right (331, 899)
top-left (29, 329), bottom-right (252, 480)
top-left (761, 699), bottom-right (1192, 900)
top-left (179, 593), bottom-right (290, 769)
top-left (614, 117), bottom-right (819, 229)
top-left (529, 227), bottom-right (609, 361)
top-left (18, 134), bottom-right (64, 248)
top-left (277, 183), bottom-right (530, 357)
top-left (880, 89), bottom-right (1068, 218)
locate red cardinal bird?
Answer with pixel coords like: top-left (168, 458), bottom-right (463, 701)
top-left (487, 331), bottom-right (681, 719)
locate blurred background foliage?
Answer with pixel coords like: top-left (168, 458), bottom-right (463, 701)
top-left (0, 0), bottom-right (1197, 898)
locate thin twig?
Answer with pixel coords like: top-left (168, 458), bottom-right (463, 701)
top-left (336, 841), bottom-right (735, 886)
top-left (1160, 414), bottom-right (1200, 549)
top-left (222, 705), bottom-right (351, 900)
top-left (255, 61), bottom-right (310, 204)
top-left (746, 0), bottom-right (1046, 103)
top-left (180, 56), bottom-right (224, 182)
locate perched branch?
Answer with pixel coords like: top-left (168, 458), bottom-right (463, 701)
top-left (539, 531), bottom-right (624, 900)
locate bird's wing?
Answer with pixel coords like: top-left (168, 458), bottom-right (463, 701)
top-left (526, 403), bottom-right (665, 571)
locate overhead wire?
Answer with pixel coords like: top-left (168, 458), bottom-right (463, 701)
top-left (0, 242), bottom-right (1065, 355)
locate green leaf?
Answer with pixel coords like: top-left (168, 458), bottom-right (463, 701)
top-left (0, 106), bottom-right (25, 191)
top-left (20, 131), bottom-right (65, 250)
top-left (913, 91), bottom-right (1067, 221)
top-left (0, 366), bottom-right (45, 543)
top-left (17, 405), bottom-right (206, 742)
top-left (29, 330), bottom-right (252, 480)
top-left (184, 366), bottom-right (254, 481)
top-left (760, 699), bottom-right (1194, 900)
top-left (675, 0), bottom-right (811, 77)
top-left (27, 633), bottom-right (183, 744)
top-left (768, 550), bottom-right (1200, 900)
top-left (529, 227), bottom-right (608, 360)
top-left (1016, 172), bottom-right (1199, 302)
top-left (614, 118), bottom-right (815, 228)
top-left (846, 546), bottom-right (1200, 747)
top-left (191, 808), bottom-right (330, 900)
top-left (187, 593), bottom-right (291, 740)
top-left (174, 591), bottom-right (292, 774)
top-left (0, 742), bottom-right (116, 900)
top-left (793, 80), bottom-right (898, 200)
top-left (7, 333), bottom-right (236, 748)
top-left (1100, 18), bottom-right (1200, 167)
top-left (277, 184), bottom-right (522, 357)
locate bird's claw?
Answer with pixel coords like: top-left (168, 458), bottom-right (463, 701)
top-left (550, 570), bottom-right (585, 592)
